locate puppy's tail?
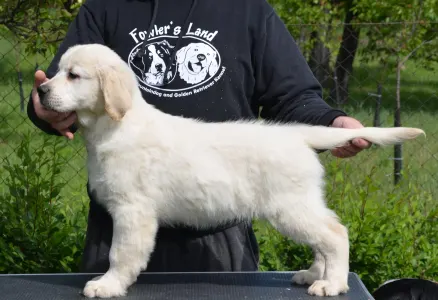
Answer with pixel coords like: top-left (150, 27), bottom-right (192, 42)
top-left (300, 126), bottom-right (425, 150)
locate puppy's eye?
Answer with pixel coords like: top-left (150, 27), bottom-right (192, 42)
top-left (68, 71), bottom-right (80, 80)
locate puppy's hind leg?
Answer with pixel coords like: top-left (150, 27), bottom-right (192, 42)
top-left (307, 215), bottom-right (350, 297)
top-left (266, 191), bottom-right (349, 297)
top-left (82, 202), bottom-right (158, 298)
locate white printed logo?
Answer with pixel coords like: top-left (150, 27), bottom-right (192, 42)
top-left (175, 42), bottom-right (219, 84)
top-left (132, 39), bottom-right (176, 86)
top-left (127, 22), bottom-right (226, 98)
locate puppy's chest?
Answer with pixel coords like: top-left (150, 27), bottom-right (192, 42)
top-left (86, 151), bottom-right (130, 204)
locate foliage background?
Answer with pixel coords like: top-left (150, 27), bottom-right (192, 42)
top-left (0, 0), bottom-right (437, 293)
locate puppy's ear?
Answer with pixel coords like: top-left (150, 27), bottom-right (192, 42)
top-left (208, 55), bottom-right (219, 77)
top-left (97, 65), bottom-right (133, 121)
top-left (160, 40), bottom-right (175, 51)
top-left (176, 45), bottom-right (190, 64)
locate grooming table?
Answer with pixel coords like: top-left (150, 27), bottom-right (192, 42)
top-left (0, 272), bottom-right (374, 299)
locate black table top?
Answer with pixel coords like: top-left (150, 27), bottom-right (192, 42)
top-left (0, 271), bottom-right (374, 300)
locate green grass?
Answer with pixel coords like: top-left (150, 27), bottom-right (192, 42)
top-left (1, 33), bottom-right (437, 290)
top-left (347, 58), bottom-right (438, 112)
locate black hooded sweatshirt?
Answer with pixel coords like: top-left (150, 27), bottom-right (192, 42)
top-left (28, 0), bottom-right (346, 130)
top-left (27, 0), bottom-right (347, 272)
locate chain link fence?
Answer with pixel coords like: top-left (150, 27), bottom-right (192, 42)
top-left (0, 22), bottom-right (437, 281)
top-left (2, 22), bottom-right (436, 200)
top-left (288, 22), bottom-right (438, 198)
top-left (0, 26), bottom-right (87, 199)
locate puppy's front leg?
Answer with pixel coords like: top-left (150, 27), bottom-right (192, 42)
top-left (83, 204), bottom-right (158, 298)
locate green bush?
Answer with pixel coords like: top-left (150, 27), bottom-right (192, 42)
top-left (0, 132), bottom-right (88, 273)
top-left (254, 155), bottom-right (438, 292)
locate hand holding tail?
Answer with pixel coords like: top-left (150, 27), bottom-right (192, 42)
top-left (330, 116), bottom-right (371, 158)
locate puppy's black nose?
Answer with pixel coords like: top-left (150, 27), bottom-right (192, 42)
top-left (156, 63), bottom-right (163, 72)
top-left (197, 54), bottom-right (206, 61)
top-left (37, 85), bottom-right (49, 106)
top-left (37, 85), bottom-right (49, 96)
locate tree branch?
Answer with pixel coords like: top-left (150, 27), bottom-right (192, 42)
top-left (411, 0), bottom-right (425, 36)
top-left (1, 0), bottom-right (27, 26)
top-left (400, 39), bottom-right (435, 67)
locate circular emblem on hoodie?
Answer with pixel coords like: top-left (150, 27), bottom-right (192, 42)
top-left (127, 22), bottom-right (226, 98)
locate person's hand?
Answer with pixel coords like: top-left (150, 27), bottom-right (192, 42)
top-left (330, 116), bottom-right (371, 158)
top-left (32, 70), bottom-right (77, 140)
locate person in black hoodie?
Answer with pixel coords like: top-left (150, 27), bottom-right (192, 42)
top-left (28, 0), bottom-right (371, 273)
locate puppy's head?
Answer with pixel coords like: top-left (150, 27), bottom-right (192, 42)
top-left (38, 44), bottom-right (136, 121)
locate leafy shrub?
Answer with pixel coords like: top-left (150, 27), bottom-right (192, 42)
top-left (253, 155), bottom-right (438, 292)
top-left (0, 132), bottom-right (87, 273)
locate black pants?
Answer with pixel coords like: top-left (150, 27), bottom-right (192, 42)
top-left (80, 199), bottom-right (260, 273)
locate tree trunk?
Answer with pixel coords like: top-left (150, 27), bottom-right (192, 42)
top-left (308, 27), bottom-right (333, 89)
top-left (330, 0), bottom-right (360, 106)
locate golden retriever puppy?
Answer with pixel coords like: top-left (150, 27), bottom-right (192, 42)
top-left (37, 43), bottom-right (425, 298)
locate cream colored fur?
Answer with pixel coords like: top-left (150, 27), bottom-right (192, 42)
top-left (38, 44), bottom-right (425, 298)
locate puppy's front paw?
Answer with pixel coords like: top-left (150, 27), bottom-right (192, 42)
top-left (291, 270), bottom-right (322, 285)
top-left (82, 275), bottom-right (127, 298)
top-left (308, 280), bottom-right (349, 296)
